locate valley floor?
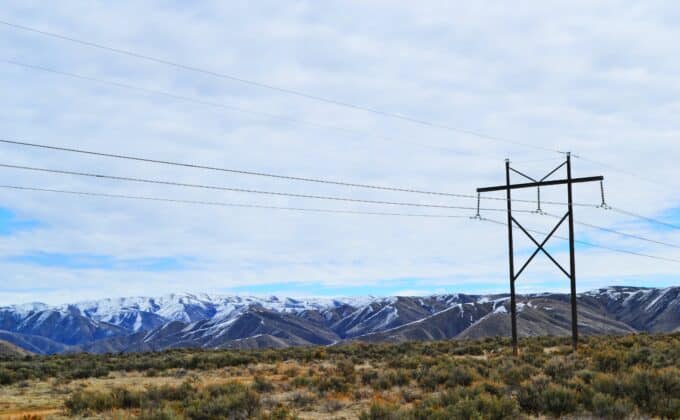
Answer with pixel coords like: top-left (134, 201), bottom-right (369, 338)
top-left (0, 334), bottom-right (679, 419)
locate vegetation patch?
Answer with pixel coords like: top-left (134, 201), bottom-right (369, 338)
top-left (0, 333), bottom-right (678, 418)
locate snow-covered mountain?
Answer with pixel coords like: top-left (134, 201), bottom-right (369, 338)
top-left (0, 286), bottom-right (678, 354)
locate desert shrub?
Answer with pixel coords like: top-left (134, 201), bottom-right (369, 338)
top-left (0, 368), bottom-right (15, 385)
top-left (372, 373), bottom-right (393, 391)
top-left (592, 372), bottom-right (626, 398)
top-left (359, 402), bottom-right (403, 420)
top-left (472, 380), bottom-right (504, 397)
top-left (336, 358), bottom-right (356, 382)
top-left (447, 365), bottom-right (476, 387)
top-left (324, 396), bottom-right (345, 412)
top-left (361, 369), bottom-right (379, 385)
top-left (499, 362), bottom-right (536, 387)
top-left (289, 390), bottom-right (316, 408)
top-left (291, 375), bottom-right (310, 388)
top-left (253, 375), bottom-right (274, 393)
top-left (388, 369), bottom-right (410, 387)
top-left (413, 392), bottom-right (520, 420)
top-left (416, 364), bottom-right (475, 390)
top-left (109, 387), bottom-right (144, 409)
top-left (262, 405), bottom-right (295, 420)
top-left (590, 392), bottom-right (633, 419)
top-left (593, 349), bottom-right (624, 372)
top-left (459, 394), bottom-right (520, 420)
top-left (64, 389), bottom-right (116, 415)
top-left (139, 407), bottom-right (183, 420)
top-left (415, 366), bottom-right (442, 391)
top-left (541, 384), bottom-right (578, 416)
top-left (68, 362), bottom-right (109, 379)
top-left (282, 366), bottom-right (298, 378)
top-left (401, 387), bottom-right (421, 403)
top-left (314, 374), bottom-right (348, 394)
top-left (626, 367), bottom-right (680, 417)
top-left (544, 356), bottom-right (576, 381)
top-left (625, 345), bottom-right (651, 366)
top-left (450, 343), bottom-right (484, 356)
top-left (517, 374), bottom-right (549, 413)
top-left (575, 368), bottom-right (596, 384)
top-left (183, 390), bottom-right (260, 420)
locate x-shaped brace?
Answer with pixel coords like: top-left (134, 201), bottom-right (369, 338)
top-left (512, 211), bottom-right (571, 281)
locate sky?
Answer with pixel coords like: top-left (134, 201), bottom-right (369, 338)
top-left (1, 1), bottom-right (679, 305)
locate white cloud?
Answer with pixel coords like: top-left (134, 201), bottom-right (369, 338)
top-left (0, 1), bottom-right (678, 305)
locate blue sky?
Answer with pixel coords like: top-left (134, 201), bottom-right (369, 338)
top-left (0, 1), bottom-right (679, 305)
top-left (0, 208), bottom-right (39, 235)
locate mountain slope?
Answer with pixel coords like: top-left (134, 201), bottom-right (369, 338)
top-left (0, 339), bottom-right (30, 358)
top-left (1, 286), bottom-right (678, 353)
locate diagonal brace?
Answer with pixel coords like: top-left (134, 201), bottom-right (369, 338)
top-left (511, 214), bottom-right (571, 279)
top-left (514, 212), bottom-right (570, 280)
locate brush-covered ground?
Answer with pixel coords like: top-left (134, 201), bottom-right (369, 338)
top-left (0, 333), bottom-right (678, 419)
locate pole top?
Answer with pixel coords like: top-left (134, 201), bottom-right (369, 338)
top-left (505, 158), bottom-right (510, 163)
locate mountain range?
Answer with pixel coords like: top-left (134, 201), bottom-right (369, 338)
top-left (0, 286), bottom-right (678, 355)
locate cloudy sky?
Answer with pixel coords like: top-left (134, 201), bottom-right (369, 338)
top-left (1, 1), bottom-right (679, 305)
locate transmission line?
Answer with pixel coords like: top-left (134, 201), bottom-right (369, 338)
top-left (5, 21), bottom-right (679, 195)
top-left (0, 184), bottom-right (471, 219)
top-left (1, 59), bottom-right (411, 150)
top-left (607, 206), bottom-right (680, 231)
top-left (577, 155), bottom-right (679, 192)
top-left (542, 211), bottom-right (680, 249)
top-left (0, 19), bottom-right (559, 154)
top-left (480, 217), bottom-right (680, 264)
top-left (0, 162), bottom-right (532, 213)
top-left (0, 137), bottom-right (600, 208)
top-left (2, 138), bottom-right (678, 233)
top-left (1, 182), bottom-right (677, 264)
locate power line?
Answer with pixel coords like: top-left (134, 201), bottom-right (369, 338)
top-left (608, 206), bottom-right (680, 231)
top-left (0, 137), bottom-right (601, 208)
top-left (1, 59), bottom-right (422, 152)
top-left (3, 183), bottom-right (677, 264)
top-left (0, 184), bottom-right (471, 219)
top-left (0, 138), bottom-right (487, 199)
top-left (0, 162), bottom-right (531, 213)
top-left (542, 211), bottom-right (680, 249)
top-left (480, 217), bottom-right (680, 264)
top-left (5, 22), bottom-right (678, 202)
top-left (0, 59), bottom-right (358, 133)
top-left (577, 155), bottom-right (679, 192)
top-left (4, 138), bottom-right (678, 232)
top-left (0, 19), bottom-right (559, 154)
top-left (2, 59), bottom-right (480, 158)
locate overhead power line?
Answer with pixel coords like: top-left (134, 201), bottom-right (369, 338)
top-left (608, 206), bottom-right (680, 231)
top-left (4, 22), bottom-right (677, 194)
top-left (577, 155), bottom-right (679, 193)
top-left (0, 184), bottom-right (471, 219)
top-left (0, 137), bottom-right (600, 208)
top-left (480, 217), bottom-right (680, 264)
top-left (2, 159), bottom-right (675, 251)
top-left (0, 19), bottom-right (559, 154)
top-left (2, 138), bottom-right (677, 233)
top-left (0, 162), bottom-right (529, 213)
top-left (0, 59), bottom-right (409, 150)
top-left (1, 182), bottom-right (677, 264)
top-left (542, 211), bottom-right (680, 249)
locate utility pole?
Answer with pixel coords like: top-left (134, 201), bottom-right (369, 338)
top-left (477, 154), bottom-right (603, 354)
top-left (505, 159), bottom-right (518, 355)
top-left (566, 153), bottom-right (578, 351)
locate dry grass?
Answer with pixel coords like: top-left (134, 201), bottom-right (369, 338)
top-left (0, 333), bottom-right (678, 419)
